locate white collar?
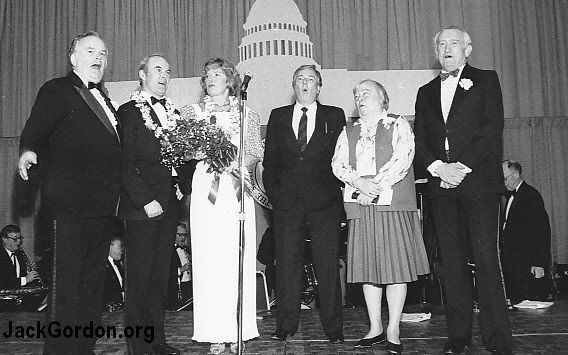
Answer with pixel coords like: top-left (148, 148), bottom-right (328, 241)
top-left (294, 101), bottom-right (317, 112)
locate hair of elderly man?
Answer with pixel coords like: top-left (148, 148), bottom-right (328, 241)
top-left (354, 79), bottom-right (390, 111)
top-left (200, 57), bottom-right (242, 97)
top-left (68, 31), bottom-right (104, 59)
top-left (1, 224), bottom-right (20, 239)
top-left (292, 64), bottom-right (322, 87)
top-left (503, 160), bottom-right (523, 175)
top-left (432, 25), bottom-right (472, 49)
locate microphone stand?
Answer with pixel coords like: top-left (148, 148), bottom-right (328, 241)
top-left (236, 88), bottom-right (247, 355)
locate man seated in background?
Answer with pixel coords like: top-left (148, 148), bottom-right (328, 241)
top-left (103, 236), bottom-right (125, 311)
top-left (167, 223), bottom-right (192, 311)
top-left (1, 224), bottom-right (43, 311)
top-left (501, 160), bottom-right (552, 305)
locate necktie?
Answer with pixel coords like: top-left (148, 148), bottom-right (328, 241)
top-left (151, 96), bottom-right (167, 107)
top-left (298, 107), bottom-right (308, 152)
top-left (11, 253), bottom-right (17, 276)
top-left (439, 69), bottom-right (460, 81)
top-left (87, 82), bottom-right (102, 90)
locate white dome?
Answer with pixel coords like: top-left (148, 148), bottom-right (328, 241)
top-left (244, 0), bottom-right (306, 29)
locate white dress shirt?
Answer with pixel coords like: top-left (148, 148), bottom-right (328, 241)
top-left (292, 101), bottom-right (317, 143)
top-left (73, 71), bottom-right (119, 136)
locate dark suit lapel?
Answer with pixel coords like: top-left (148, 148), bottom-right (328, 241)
top-left (282, 105), bottom-right (297, 149)
top-left (69, 72), bottom-right (120, 143)
top-left (149, 106), bottom-right (162, 128)
top-left (306, 102), bottom-right (326, 150)
top-left (427, 79), bottom-right (444, 124)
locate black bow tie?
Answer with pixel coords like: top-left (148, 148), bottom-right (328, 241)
top-left (87, 82), bottom-right (102, 90)
top-left (439, 69), bottom-right (460, 81)
top-left (151, 96), bottom-right (166, 107)
top-left (506, 190), bottom-right (517, 199)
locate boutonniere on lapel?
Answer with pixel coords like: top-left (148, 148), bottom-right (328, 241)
top-left (459, 78), bottom-right (473, 91)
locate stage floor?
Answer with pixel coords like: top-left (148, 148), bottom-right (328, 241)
top-left (1, 301), bottom-right (567, 354)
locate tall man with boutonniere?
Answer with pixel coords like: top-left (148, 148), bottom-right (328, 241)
top-left (18, 31), bottom-right (121, 355)
top-left (414, 26), bottom-right (512, 355)
top-left (118, 54), bottom-right (192, 355)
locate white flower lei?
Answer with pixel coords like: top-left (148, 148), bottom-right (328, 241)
top-left (130, 90), bottom-right (179, 140)
top-left (202, 94), bottom-right (240, 138)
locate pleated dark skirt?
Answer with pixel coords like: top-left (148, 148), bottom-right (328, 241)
top-left (347, 208), bottom-right (430, 284)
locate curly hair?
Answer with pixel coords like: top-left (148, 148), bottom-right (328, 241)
top-left (200, 58), bottom-right (242, 97)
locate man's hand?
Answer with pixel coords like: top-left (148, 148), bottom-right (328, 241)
top-left (144, 200), bottom-right (164, 218)
top-left (531, 266), bottom-right (545, 279)
top-left (353, 177), bottom-right (382, 197)
top-left (25, 271), bottom-right (40, 283)
top-left (18, 151), bottom-right (38, 180)
top-left (435, 163), bottom-right (467, 186)
top-left (356, 193), bottom-right (374, 206)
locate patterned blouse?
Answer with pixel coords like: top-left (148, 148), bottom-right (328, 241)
top-left (332, 111), bottom-right (415, 190)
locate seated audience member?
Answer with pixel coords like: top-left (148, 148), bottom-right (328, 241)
top-left (1, 224), bottom-right (44, 311)
top-left (103, 236), bottom-right (124, 311)
top-left (167, 223), bottom-right (192, 310)
top-left (1, 225), bottom-right (40, 290)
top-left (501, 160), bottom-right (552, 305)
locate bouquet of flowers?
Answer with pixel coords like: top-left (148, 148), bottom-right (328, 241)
top-left (160, 117), bottom-right (237, 174)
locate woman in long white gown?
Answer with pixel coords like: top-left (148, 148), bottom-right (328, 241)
top-left (180, 58), bottom-right (263, 354)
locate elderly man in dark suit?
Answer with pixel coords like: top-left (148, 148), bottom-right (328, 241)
top-left (414, 26), bottom-right (512, 355)
top-left (263, 64), bottom-right (346, 343)
top-left (501, 160), bottom-right (551, 305)
top-left (119, 54), bottom-right (191, 355)
top-left (18, 31), bottom-right (121, 354)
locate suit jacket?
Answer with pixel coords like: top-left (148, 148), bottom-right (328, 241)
top-left (0, 249), bottom-right (28, 290)
top-left (167, 246), bottom-right (190, 296)
top-left (263, 102), bottom-right (346, 211)
top-left (414, 63), bottom-right (505, 198)
top-left (117, 100), bottom-right (191, 220)
top-left (19, 72), bottom-right (121, 218)
top-left (502, 182), bottom-right (551, 268)
top-left (103, 259), bottom-right (124, 304)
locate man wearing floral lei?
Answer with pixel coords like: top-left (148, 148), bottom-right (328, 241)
top-left (118, 54), bottom-right (191, 355)
top-left (179, 58), bottom-right (263, 355)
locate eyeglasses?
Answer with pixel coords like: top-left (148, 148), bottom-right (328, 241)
top-left (3, 236), bottom-right (23, 242)
top-left (504, 174), bottom-right (513, 182)
top-left (176, 233), bottom-right (188, 237)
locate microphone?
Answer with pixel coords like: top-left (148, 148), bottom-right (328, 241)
top-left (240, 72), bottom-right (253, 92)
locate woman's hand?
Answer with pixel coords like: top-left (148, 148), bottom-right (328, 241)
top-left (352, 177), bottom-right (382, 197)
top-left (356, 193), bottom-right (374, 206)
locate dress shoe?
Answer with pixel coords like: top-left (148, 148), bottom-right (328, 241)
top-left (151, 343), bottom-right (180, 355)
top-left (442, 337), bottom-right (471, 354)
top-left (491, 349), bottom-right (512, 355)
top-left (328, 332), bottom-right (345, 344)
top-left (270, 329), bottom-right (294, 341)
top-left (386, 340), bottom-right (403, 354)
top-left (353, 332), bottom-right (387, 348)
